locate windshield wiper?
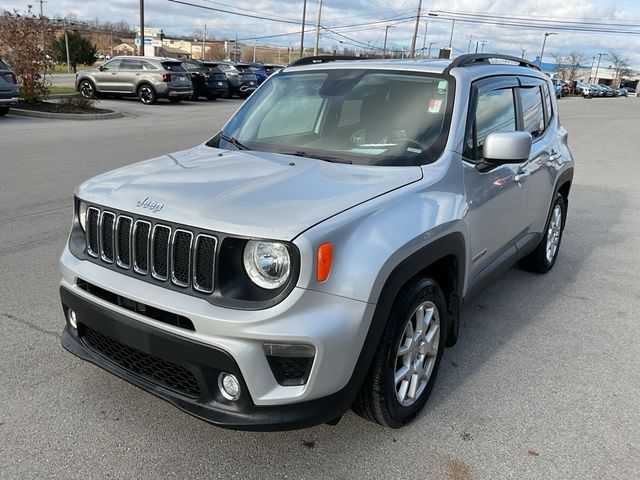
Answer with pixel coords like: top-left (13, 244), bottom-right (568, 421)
top-left (219, 133), bottom-right (250, 151)
top-left (291, 151), bottom-right (352, 164)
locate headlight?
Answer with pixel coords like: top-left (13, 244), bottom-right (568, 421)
top-left (78, 201), bottom-right (88, 232)
top-left (243, 240), bottom-right (291, 289)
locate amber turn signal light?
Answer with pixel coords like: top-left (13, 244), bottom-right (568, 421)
top-left (316, 243), bottom-right (333, 282)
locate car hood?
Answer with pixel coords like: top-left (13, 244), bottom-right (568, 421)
top-left (76, 145), bottom-right (422, 240)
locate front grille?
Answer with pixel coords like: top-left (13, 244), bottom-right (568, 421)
top-left (152, 225), bottom-right (170, 281)
top-left (80, 324), bottom-right (201, 397)
top-left (84, 206), bottom-right (218, 294)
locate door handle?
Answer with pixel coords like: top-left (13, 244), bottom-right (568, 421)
top-left (548, 150), bottom-right (562, 164)
top-left (514, 171), bottom-right (530, 183)
top-left (111, 72), bottom-right (117, 75)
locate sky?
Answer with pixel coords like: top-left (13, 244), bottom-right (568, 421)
top-left (3, 0), bottom-right (640, 68)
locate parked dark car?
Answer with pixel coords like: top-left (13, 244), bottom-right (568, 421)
top-left (182, 60), bottom-right (229, 100)
top-left (0, 58), bottom-right (19, 116)
top-left (216, 61), bottom-right (258, 98)
top-left (263, 63), bottom-right (284, 78)
top-left (237, 63), bottom-right (267, 84)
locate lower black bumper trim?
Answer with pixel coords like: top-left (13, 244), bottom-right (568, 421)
top-left (60, 285), bottom-right (354, 431)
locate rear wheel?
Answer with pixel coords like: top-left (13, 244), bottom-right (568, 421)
top-left (519, 193), bottom-right (566, 273)
top-left (353, 277), bottom-right (447, 427)
top-left (78, 79), bottom-right (96, 98)
top-left (137, 85), bottom-right (157, 105)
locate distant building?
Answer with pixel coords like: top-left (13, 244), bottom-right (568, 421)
top-left (113, 42), bottom-right (136, 56)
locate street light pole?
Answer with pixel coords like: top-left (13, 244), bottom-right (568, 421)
top-left (594, 53), bottom-right (607, 84)
top-left (409, 0), bottom-right (422, 58)
top-left (299, 0), bottom-right (307, 57)
top-left (421, 20), bottom-right (428, 58)
top-left (539, 32), bottom-right (557, 68)
top-left (448, 19), bottom-right (455, 48)
top-left (427, 42), bottom-right (434, 59)
top-left (383, 25), bottom-right (395, 59)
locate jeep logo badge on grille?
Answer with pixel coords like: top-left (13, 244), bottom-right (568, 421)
top-left (136, 197), bottom-right (164, 213)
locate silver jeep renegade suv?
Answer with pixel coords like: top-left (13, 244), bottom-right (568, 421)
top-left (76, 56), bottom-right (193, 104)
top-left (60, 54), bottom-right (574, 430)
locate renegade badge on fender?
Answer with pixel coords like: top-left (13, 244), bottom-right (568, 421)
top-left (60, 54), bottom-right (574, 430)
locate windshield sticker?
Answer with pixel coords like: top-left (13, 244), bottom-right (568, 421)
top-left (428, 98), bottom-right (442, 113)
top-left (437, 80), bottom-right (448, 93)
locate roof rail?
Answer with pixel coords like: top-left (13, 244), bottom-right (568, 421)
top-left (444, 54), bottom-right (541, 74)
top-left (289, 55), bottom-right (370, 67)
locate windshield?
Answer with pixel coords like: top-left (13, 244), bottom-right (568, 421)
top-left (216, 69), bottom-right (453, 166)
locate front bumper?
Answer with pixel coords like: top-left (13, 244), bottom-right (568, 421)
top-left (59, 246), bottom-right (375, 429)
top-left (0, 95), bottom-right (19, 106)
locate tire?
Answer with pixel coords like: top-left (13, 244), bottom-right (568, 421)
top-left (137, 85), bottom-right (157, 105)
top-left (519, 193), bottom-right (566, 273)
top-left (189, 94), bottom-right (199, 101)
top-left (0, 106), bottom-right (9, 116)
top-left (353, 277), bottom-right (448, 427)
top-left (207, 94), bottom-right (218, 101)
top-left (169, 97), bottom-right (182, 104)
top-left (78, 79), bottom-right (96, 98)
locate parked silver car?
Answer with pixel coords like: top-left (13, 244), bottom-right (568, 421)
top-left (76, 56), bottom-right (193, 104)
top-left (60, 54), bottom-right (574, 430)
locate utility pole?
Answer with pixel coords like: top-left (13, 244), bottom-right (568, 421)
top-left (202, 24), bottom-right (207, 60)
top-left (299, 0), bottom-right (307, 57)
top-left (475, 41), bottom-right (479, 53)
top-left (383, 25), bottom-right (395, 59)
top-left (421, 20), bottom-right (428, 58)
top-left (409, 0), bottom-right (422, 58)
top-left (139, 0), bottom-right (144, 56)
top-left (38, 0), bottom-right (46, 16)
top-left (594, 52), bottom-right (606, 84)
top-left (253, 39), bottom-right (257, 62)
top-left (522, 48), bottom-right (525, 58)
top-left (313, 0), bottom-right (323, 56)
top-left (480, 40), bottom-right (486, 53)
top-left (589, 56), bottom-right (596, 83)
top-left (467, 35), bottom-right (472, 54)
top-left (64, 31), bottom-right (71, 73)
top-left (234, 32), bottom-right (238, 62)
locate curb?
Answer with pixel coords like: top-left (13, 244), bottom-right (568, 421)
top-left (9, 108), bottom-right (124, 121)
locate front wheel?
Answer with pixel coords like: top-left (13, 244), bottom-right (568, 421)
top-left (353, 277), bottom-right (447, 427)
top-left (78, 79), bottom-right (95, 98)
top-left (519, 193), bottom-right (566, 273)
top-left (137, 85), bottom-right (157, 105)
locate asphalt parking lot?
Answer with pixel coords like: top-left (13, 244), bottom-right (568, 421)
top-left (1, 96), bottom-right (638, 479)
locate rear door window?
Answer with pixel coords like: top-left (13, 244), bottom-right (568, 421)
top-left (162, 62), bottom-right (187, 72)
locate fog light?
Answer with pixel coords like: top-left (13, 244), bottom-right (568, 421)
top-left (218, 372), bottom-right (240, 401)
top-left (68, 309), bottom-right (77, 329)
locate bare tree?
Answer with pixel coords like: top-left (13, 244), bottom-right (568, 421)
top-left (552, 51), bottom-right (585, 82)
top-left (0, 9), bottom-right (56, 101)
top-left (608, 51), bottom-right (631, 88)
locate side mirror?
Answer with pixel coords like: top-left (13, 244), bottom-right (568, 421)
top-left (483, 131), bottom-right (532, 164)
top-left (98, 65), bottom-right (105, 71)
